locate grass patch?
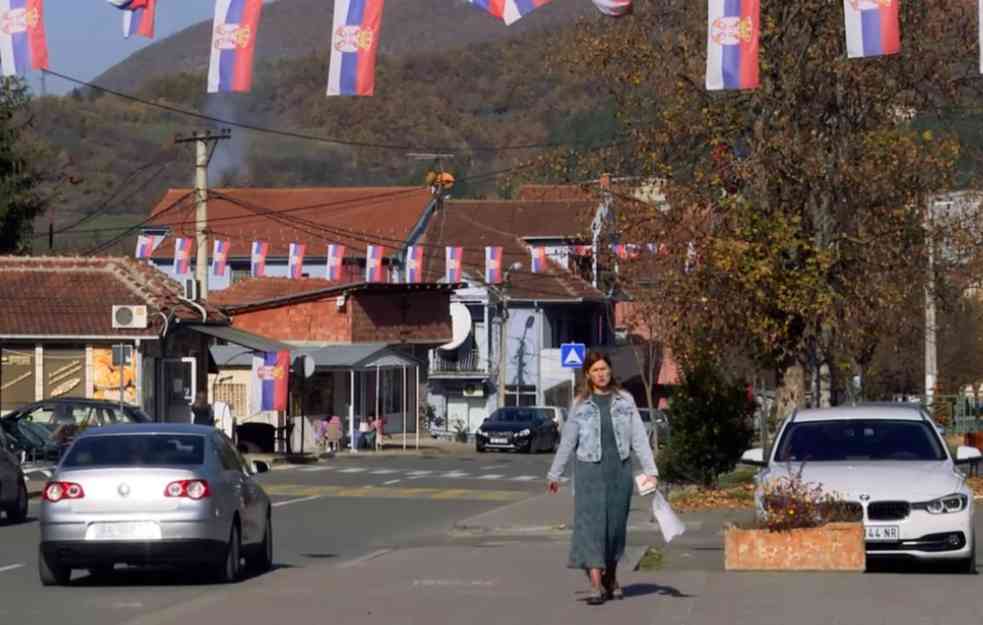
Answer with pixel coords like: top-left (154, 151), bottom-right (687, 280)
top-left (635, 546), bottom-right (664, 572)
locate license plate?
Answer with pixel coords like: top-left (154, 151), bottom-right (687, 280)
top-left (491, 437), bottom-right (508, 444)
top-left (85, 521), bottom-right (162, 541)
top-left (865, 525), bottom-right (899, 542)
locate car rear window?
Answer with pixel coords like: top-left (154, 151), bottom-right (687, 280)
top-left (774, 419), bottom-right (947, 462)
top-left (62, 434), bottom-right (205, 467)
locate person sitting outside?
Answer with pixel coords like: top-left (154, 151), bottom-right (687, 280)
top-left (358, 417), bottom-right (373, 450)
top-left (373, 414), bottom-right (385, 451)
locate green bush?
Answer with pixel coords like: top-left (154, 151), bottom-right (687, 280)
top-left (657, 360), bottom-right (755, 488)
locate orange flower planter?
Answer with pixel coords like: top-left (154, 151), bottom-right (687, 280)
top-left (724, 522), bottom-right (865, 571)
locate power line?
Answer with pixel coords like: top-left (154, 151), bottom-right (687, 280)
top-left (83, 191), bottom-right (195, 256)
top-left (44, 69), bottom-right (624, 154)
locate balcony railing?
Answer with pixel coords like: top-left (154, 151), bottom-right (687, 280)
top-left (430, 349), bottom-right (487, 374)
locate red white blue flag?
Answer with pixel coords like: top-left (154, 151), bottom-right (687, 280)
top-left (251, 350), bottom-right (289, 413)
top-left (468, 0), bottom-right (553, 26)
top-left (135, 233), bottom-right (162, 259)
top-left (207, 0), bottom-right (262, 93)
top-left (706, 0), bottom-right (759, 91)
top-left (612, 244), bottom-right (628, 260)
top-left (844, 0), bottom-right (900, 59)
top-left (0, 0), bottom-right (47, 77)
top-left (365, 245), bottom-right (385, 282)
top-left (530, 246), bottom-right (547, 273)
top-left (326, 243), bottom-right (345, 281)
top-left (327, 0), bottom-right (384, 96)
top-left (212, 239), bottom-right (230, 277)
top-left (485, 246), bottom-right (503, 284)
top-left (405, 245), bottom-right (424, 283)
top-left (288, 242), bottom-right (306, 279)
top-left (251, 240), bottom-right (269, 277)
top-left (121, 0), bottom-right (155, 39)
top-left (173, 238), bottom-right (192, 275)
top-left (445, 246), bottom-right (463, 283)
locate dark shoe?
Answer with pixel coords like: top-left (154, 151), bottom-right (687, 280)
top-left (586, 588), bottom-right (606, 605)
top-left (608, 585), bottom-right (624, 600)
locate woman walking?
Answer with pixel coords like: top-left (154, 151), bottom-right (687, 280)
top-left (547, 352), bottom-right (658, 605)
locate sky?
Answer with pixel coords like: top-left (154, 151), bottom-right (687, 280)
top-left (26, 1), bottom-right (276, 96)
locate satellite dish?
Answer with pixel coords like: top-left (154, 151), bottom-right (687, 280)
top-left (439, 303), bottom-right (473, 351)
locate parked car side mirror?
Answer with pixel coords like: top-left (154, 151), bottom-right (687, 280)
top-left (740, 448), bottom-right (767, 467)
top-left (954, 446), bottom-right (982, 464)
top-left (251, 460), bottom-right (271, 475)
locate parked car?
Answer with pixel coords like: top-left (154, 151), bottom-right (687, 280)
top-left (3, 398), bottom-right (150, 457)
top-left (0, 429), bottom-right (29, 523)
top-left (638, 407), bottom-right (670, 448)
top-left (475, 407), bottom-right (560, 453)
top-left (534, 406), bottom-right (568, 429)
top-left (740, 404), bottom-right (981, 572)
top-left (38, 424), bottom-right (273, 586)
top-left (1, 412), bottom-right (60, 463)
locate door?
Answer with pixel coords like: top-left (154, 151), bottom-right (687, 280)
top-left (466, 398), bottom-right (488, 434)
top-left (215, 434), bottom-right (262, 544)
top-left (446, 398), bottom-right (469, 437)
top-left (162, 358), bottom-right (196, 423)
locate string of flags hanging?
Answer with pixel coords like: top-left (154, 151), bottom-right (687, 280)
top-left (4, 1), bottom-right (979, 95)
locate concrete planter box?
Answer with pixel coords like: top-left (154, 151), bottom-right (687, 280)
top-left (724, 522), bottom-right (865, 571)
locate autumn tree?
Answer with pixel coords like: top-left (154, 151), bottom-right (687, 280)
top-left (547, 1), bottom-right (983, 410)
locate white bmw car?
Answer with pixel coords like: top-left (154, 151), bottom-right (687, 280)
top-left (742, 404), bottom-right (981, 572)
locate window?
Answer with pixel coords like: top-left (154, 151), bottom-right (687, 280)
top-left (775, 420), bottom-right (946, 463)
top-left (215, 436), bottom-right (243, 472)
top-left (22, 405), bottom-right (57, 425)
top-left (63, 435), bottom-right (205, 467)
top-left (505, 385), bottom-right (537, 407)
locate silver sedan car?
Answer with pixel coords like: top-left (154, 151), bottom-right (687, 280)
top-left (38, 424), bottom-right (272, 586)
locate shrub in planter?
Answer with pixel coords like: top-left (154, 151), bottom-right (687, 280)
top-left (725, 470), bottom-right (865, 571)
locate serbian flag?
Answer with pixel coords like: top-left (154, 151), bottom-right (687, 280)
top-left (212, 239), bottom-right (230, 277)
top-left (530, 246), bottom-right (547, 273)
top-left (326, 243), bottom-right (345, 281)
top-left (573, 244), bottom-right (592, 256)
top-left (207, 0), bottom-right (263, 93)
top-left (405, 245), bottom-right (424, 283)
top-left (327, 0), bottom-right (384, 96)
top-left (612, 244), bottom-right (629, 260)
top-left (445, 246), bottom-right (463, 283)
top-left (251, 240), bottom-right (269, 277)
top-left (365, 245), bottom-right (385, 282)
top-left (122, 0), bottom-right (155, 39)
top-left (844, 0), bottom-right (900, 59)
top-left (0, 0), bottom-right (48, 77)
top-left (288, 242), bottom-right (306, 279)
top-left (706, 0), bottom-right (760, 91)
top-left (485, 246), bottom-right (503, 284)
top-left (173, 238), bottom-right (192, 275)
top-left (468, 0), bottom-right (553, 25)
top-left (135, 233), bottom-right (162, 259)
top-left (251, 350), bottom-right (289, 413)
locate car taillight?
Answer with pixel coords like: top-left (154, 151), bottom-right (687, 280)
top-left (164, 480), bottom-right (211, 500)
top-left (42, 481), bottom-right (85, 502)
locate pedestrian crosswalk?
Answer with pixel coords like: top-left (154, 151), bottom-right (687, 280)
top-left (289, 464), bottom-right (544, 483)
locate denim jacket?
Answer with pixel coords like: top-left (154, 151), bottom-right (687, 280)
top-left (547, 390), bottom-right (658, 482)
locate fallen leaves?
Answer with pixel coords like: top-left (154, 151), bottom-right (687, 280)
top-left (668, 483), bottom-right (755, 512)
top-left (966, 477), bottom-right (983, 498)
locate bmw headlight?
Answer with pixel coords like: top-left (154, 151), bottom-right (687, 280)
top-left (517, 428), bottom-right (531, 437)
top-left (919, 494), bottom-right (968, 514)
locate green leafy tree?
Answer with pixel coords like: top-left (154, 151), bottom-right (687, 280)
top-left (657, 360), bottom-right (755, 488)
top-left (0, 78), bottom-right (44, 254)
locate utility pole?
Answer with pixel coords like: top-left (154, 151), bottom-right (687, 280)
top-left (174, 129), bottom-right (231, 299)
top-left (925, 199), bottom-right (947, 411)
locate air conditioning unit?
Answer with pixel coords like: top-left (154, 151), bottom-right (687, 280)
top-left (112, 305), bottom-right (148, 329)
top-left (463, 383), bottom-right (484, 398)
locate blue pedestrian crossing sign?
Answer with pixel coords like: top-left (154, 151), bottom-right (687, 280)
top-left (560, 343), bottom-right (586, 368)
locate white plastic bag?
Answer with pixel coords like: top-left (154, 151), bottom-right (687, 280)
top-left (592, 0), bottom-right (633, 17)
top-left (651, 491), bottom-right (686, 543)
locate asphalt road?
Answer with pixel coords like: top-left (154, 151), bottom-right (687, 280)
top-left (0, 452), bottom-right (556, 625)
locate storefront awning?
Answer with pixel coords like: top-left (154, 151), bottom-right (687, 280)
top-left (189, 324), bottom-right (292, 354)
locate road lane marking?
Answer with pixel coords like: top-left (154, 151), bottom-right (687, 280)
top-left (340, 549), bottom-right (392, 568)
top-left (298, 466), bottom-right (334, 472)
top-left (510, 476), bottom-right (538, 482)
top-left (406, 470), bottom-right (433, 476)
top-left (369, 469), bottom-right (400, 474)
top-left (478, 474), bottom-right (504, 480)
top-left (440, 471), bottom-right (471, 478)
top-left (0, 564), bottom-right (25, 574)
top-left (382, 479), bottom-right (402, 485)
top-left (338, 467), bottom-right (368, 473)
top-left (272, 495), bottom-right (323, 508)
top-left (481, 465), bottom-right (507, 470)
top-left (265, 484), bottom-right (525, 502)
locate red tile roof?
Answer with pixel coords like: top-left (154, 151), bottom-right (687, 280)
top-left (146, 187), bottom-right (434, 259)
top-left (419, 200), bottom-right (604, 302)
top-left (516, 184), bottom-right (599, 202)
top-left (0, 256), bottom-right (226, 337)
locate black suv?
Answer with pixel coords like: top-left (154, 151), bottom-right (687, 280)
top-left (1, 398), bottom-right (150, 461)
